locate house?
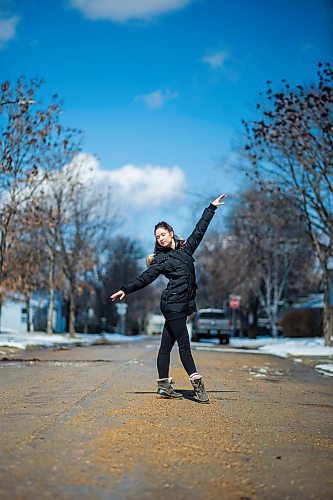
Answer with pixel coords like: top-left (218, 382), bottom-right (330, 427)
top-left (0, 291), bottom-right (67, 333)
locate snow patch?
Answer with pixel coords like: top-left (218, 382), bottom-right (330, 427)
top-left (208, 336), bottom-right (333, 359)
top-left (315, 364), bottom-right (333, 377)
top-left (0, 332), bottom-right (149, 350)
top-left (257, 338), bottom-right (333, 358)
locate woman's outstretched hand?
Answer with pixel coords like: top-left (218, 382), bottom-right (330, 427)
top-left (212, 194), bottom-right (227, 207)
top-left (110, 290), bottom-right (126, 302)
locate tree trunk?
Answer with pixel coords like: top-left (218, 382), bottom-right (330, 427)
top-left (0, 229), bottom-right (7, 290)
top-left (271, 322), bottom-right (278, 338)
top-left (47, 287), bottom-right (54, 334)
top-left (68, 285), bottom-right (76, 337)
top-left (47, 255), bottom-right (55, 334)
top-left (267, 304), bottom-right (278, 338)
top-left (26, 295), bottom-right (31, 332)
top-left (258, 275), bottom-right (279, 338)
top-left (247, 297), bottom-right (258, 339)
top-left (0, 229), bottom-right (6, 333)
top-left (322, 267), bottom-right (332, 347)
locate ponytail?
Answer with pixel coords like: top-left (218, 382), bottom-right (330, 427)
top-left (146, 253), bottom-right (155, 268)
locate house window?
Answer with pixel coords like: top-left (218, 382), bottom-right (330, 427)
top-left (21, 307), bottom-right (27, 323)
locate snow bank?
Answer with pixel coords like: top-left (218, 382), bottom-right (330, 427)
top-left (0, 332), bottom-right (81, 350)
top-left (257, 337), bottom-right (333, 358)
top-left (230, 337), bottom-right (277, 348)
top-left (0, 332), bottom-right (148, 350)
top-left (1, 332), bottom-right (332, 365)
top-left (315, 364), bottom-right (333, 377)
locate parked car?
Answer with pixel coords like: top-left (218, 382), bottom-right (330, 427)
top-left (257, 317), bottom-right (283, 336)
top-left (192, 308), bottom-right (230, 344)
top-left (146, 313), bottom-right (165, 335)
top-left (257, 317), bottom-right (272, 336)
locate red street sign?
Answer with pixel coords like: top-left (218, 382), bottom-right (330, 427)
top-left (229, 296), bottom-right (241, 309)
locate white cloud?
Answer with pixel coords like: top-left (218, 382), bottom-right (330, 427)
top-left (202, 50), bottom-right (229, 69)
top-left (202, 48), bottom-right (242, 81)
top-left (107, 164), bottom-right (186, 207)
top-left (71, 153), bottom-right (186, 208)
top-left (0, 16), bottom-right (20, 49)
top-left (69, 0), bottom-right (191, 22)
top-left (134, 89), bottom-right (178, 109)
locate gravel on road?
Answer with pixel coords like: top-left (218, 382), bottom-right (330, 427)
top-left (0, 341), bottom-right (332, 499)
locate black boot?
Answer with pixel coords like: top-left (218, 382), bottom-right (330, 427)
top-left (190, 376), bottom-right (210, 403)
top-left (157, 377), bottom-right (183, 399)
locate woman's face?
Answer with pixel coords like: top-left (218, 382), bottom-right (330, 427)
top-left (155, 227), bottom-right (174, 248)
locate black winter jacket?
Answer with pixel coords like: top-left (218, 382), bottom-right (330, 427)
top-left (120, 204), bottom-right (217, 320)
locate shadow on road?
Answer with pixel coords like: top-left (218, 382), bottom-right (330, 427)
top-left (126, 389), bottom-right (239, 402)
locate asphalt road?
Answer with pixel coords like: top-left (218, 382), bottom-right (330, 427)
top-left (0, 340), bottom-right (332, 499)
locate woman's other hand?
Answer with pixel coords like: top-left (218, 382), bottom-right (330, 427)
top-left (212, 194), bottom-right (227, 207)
top-left (110, 290), bottom-right (126, 301)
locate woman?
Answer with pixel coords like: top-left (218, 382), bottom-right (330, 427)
top-left (111, 194), bottom-right (227, 403)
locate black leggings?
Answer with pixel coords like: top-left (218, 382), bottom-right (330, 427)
top-left (157, 317), bottom-right (197, 379)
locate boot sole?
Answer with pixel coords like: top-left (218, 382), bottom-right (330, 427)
top-left (193, 396), bottom-right (210, 404)
top-left (156, 390), bottom-right (183, 399)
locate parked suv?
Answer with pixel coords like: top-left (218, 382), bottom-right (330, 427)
top-left (192, 308), bottom-right (230, 344)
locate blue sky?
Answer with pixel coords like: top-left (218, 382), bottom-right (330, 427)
top-left (1, 0), bottom-right (332, 248)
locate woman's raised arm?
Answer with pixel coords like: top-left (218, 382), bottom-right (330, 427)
top-left (183, 194), bottom-right (227, 255)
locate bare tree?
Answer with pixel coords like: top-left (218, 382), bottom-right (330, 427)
top-left (196, 188), bottom-right (316, 337)
top-left (0, 77), bottom-right (66, 328)
top-left (36, 131), bottom-right (81, 333)
top-left (5, 211), bottom-right (48, 332)
top-left (228, 188), bottom-right (317, 336)
top-left (195, 232), bottom-right (238, 308)
top-left (57, 159), bottom-right (114, 337)
top-left (101, 236), bottom-right (150, 333)
top-left (242, 63), bottom-right (333, 344)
